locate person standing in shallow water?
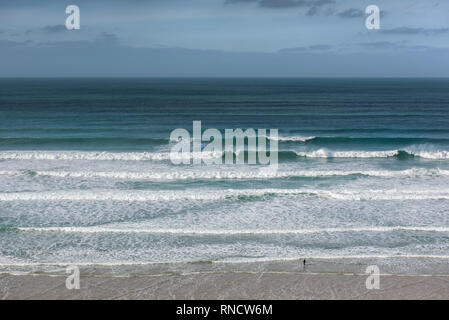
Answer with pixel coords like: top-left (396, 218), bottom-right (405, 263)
top-left (301, 259), bottom-right (306, 271)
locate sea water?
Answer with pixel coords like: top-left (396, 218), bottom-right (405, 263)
top-left (1, 78), bottom-right (449, 269)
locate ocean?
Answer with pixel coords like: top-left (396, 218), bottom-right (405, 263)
top-left (1, 78), bottom-right (449, 270)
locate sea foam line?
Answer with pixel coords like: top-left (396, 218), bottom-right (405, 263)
top-left (1, 168), bottom-right (449, 180)
top-left (1, 254), bottom-right (449, 268)
top-left (1, 188), bottom-right (449, 202)
top-left (16, 226), bottom-right (449, 235)
top-left (0, 148), bottom-right (448, 160)
top-left (272, 136), bottom-right (316, 142)
top-left (0, 151), bottom-right (222, 161)
top-left (215, 254), bottom-right (449, 264)
top-left (295, 148), bottom-right (449, 159)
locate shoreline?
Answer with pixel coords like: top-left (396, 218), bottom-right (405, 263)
top-left (1, 257), bottom-right (449, 299)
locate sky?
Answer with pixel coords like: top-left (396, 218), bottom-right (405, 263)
top-left (0, 0), bottom-right (448, 77)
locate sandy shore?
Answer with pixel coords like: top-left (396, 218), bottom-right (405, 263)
top-left (1, 258), bottom-right (449, 299)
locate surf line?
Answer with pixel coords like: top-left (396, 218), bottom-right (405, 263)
top-left (169, 121), bottom-right (278, 170)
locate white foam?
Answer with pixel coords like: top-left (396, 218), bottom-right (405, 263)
top-left (408, 149), bottom-right (449, 160)
top-left (1, 147), bottom-right (448, 161)
top-left (2, 188), bottom-right (449, 202)
top-left (296, 149), bottom-right (399, 158)
top-left (272, 136), bottom-right (316, 142)
top-left (17, 226), bottom-right (449, 235)
top-left (216, 254), bottom-right (449, 264)
top-left (1, 254), bottom-right (449, 268)
top-left (1, 168), bottom-right (448, 180)
top-left (0, 151), bottom-right (222, 161)
top-left (296, 148), bottom-right (449, 159)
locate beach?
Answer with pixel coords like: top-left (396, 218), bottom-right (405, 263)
top-left (2, 258), bottom-right (449, 299)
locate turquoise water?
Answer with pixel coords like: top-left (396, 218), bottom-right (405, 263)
top-left (1, 78), bottom-right (449, 267)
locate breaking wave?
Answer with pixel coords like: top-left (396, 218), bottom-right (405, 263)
top-left (1, 168), bottom-right (449, 180)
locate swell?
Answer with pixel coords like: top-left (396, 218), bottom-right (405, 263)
top-left (2, 136), bottom-right (448, 152)
top-left (0, 137), bottom-right (169, 147)
top-left (1, 188), bottom-right (449, 201)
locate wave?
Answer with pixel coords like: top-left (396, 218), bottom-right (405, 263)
top-left (294, 148), bottom-right (449, 160)
top-left (16, 226), bottom-right (449, 235)
top-left (271, 136), bottom-right (316, 142)
top-left (2, 188), bottom-right (449, 202)
top-left (276, 136), bottom-right (449, 144)
top-left (0, 151), bottom-right (222, 161)
top-left (1, 168), bottom-right (449, 180)
top-left (1, 146), bottom-right (448, 162)
top-left (172, 135), bottom-right (449, 144)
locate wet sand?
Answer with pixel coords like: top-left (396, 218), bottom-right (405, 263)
top-left (1, 258), bottom-right (449, 299)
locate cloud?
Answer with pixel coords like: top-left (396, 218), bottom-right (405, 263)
top-left (309, 44), bottom-right (331, 50)
top-left (95, 32), bottom-right (120, 46)
top-left (356, 41), bottom-right (435, 51)
top-left (31, 32), bottom-right (120, 48)
top-left (1, 38), bottom-right (449, 77)
top-left (226, 0), bottom-right (334, 9)
top-left (337, 8), bottom-right (364, 18)
top-left (278, 44), bottom-right (331, 52)
top-left (0, 39), bottom-right (33, 48)
top-left (381, 27), bottom-right (449, 35)
top-left (306, 6), bottom-right (319, 16)
top-left (358, 41), bottom-right (397, 49)
top-left (225, 0), bottom-right (256, 3)
top-left (278, 46), bottom-right (307, 52)
top-left (42, 25), bottom-right (67, 33)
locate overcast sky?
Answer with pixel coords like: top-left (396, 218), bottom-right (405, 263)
top-left (1, 0), bottom-right (448, 76)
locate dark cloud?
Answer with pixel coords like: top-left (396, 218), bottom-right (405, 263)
top-left (309, 44), bottom-right (331, 50)
top-left (0, 39), bottom-right (33, 48)
top-left (227, 0), bottom-right (334, 8)
top-left (278, 44), bottom-right (331, 52)
top-left (278, 46), bottom-right (307, 52)
top-left (260, 0), bottom-right (331, 8)
top-left (381, 27), bottom-right (449, 35)
top-left (306, 6), bottom-right (319, 16)
top-left (225, 0), bottom-right (256, 3)
top-left (0, 0), bottom-right (163, 8)
top-left (1, 38), bottom-right (449, 77)
top-left (42, 25), bottom-right (67, 33)
top-left (357, 41), bottom-right (443, 53)
top-left (95, 32), bottom-right (120, 46)
top-left (337, 8), bottom-right (364, 18)
top-left (21, 25), bottom-right (66, 35)
top-left (358, 41), bottom-right (396, 49)
top-left (32, 32), bottom-right (120, 48)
